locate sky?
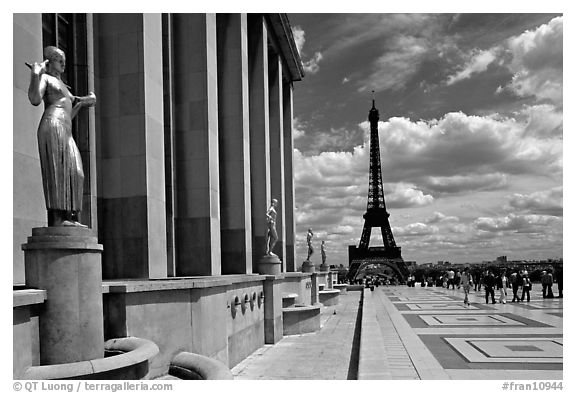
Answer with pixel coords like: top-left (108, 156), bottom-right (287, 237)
top-left (288, 13), bottom-right (563, 267)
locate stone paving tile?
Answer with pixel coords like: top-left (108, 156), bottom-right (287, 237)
top-left (231, 291), bottom-right (361, 380)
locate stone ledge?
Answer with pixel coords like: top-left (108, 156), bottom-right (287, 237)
top-left (22, 242), bottom-right (103, 251)
top-left (283, 272), bottom-right (311, 278)
top-left (103, 275), bottom-right (267, 293)
top-left (13, 289), bottom-right (47, 308)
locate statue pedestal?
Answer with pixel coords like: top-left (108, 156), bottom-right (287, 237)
top-left (301, 260), bottom-right (315, 273)
top-left (259, 254), bottom-right (282, 275)
top-left (319, 263), bottom-right (330, 272)
top-left (22, 227), bottom-right (104, 365)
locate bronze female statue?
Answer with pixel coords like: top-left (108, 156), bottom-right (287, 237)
top-left (27, 46), bottom-right (96, 227)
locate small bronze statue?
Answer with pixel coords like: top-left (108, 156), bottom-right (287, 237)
top-left (306, 228), bottom-right (314, 261)
top-left (265, 199), bottom-right (279, 255)
top-left (321, 240), bottom-right (326, 265)
top-left (27, 46), bottom-right (96, 227)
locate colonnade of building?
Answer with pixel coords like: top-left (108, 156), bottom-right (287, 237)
top-left (13, 13), bottom-right (303, 284)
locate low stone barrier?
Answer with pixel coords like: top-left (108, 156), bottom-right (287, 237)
top-left (282, 304), bottom-right (321, 335)
top-left (318, 289), bottom-right (340, 306)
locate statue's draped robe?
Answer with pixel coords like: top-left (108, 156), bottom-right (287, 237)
top-left (37, 79), bottom-right (84, 211)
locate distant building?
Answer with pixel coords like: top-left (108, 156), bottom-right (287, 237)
top-left (496, 256), bottom-right (508, 264)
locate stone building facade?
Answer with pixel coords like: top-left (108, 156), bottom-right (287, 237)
top-left (13, 13), bottom-right (329, 379)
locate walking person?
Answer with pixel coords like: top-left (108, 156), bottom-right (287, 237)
top-left (541, 271), bottom-right (550, 299)
top-left (497, 270), bottom-right (508, 304)
top-left (474, 270), bottom-right (482, 291)
top-left (461, 267), bottom-right (473, 306)
top-left (484, 270), bottom-right (496, 304)
top-left (543, 270), bottom-right (555, 298)
top-left (447, 269), bottom-right (455, 289)
top-left (520, 271), bottom-right (532, 302)
top-left (510, 270), bottom-right (521, 302)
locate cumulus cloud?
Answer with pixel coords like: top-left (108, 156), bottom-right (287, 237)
top-left (385, 183), bottom-right (434, 208)
top-left (303, 52), bottom-right (323, 75)
top-left (474, 213), bottom-right (561, 233)
top-left (293, 117), bottom-right (306, 140)
top-left (394, 222), bottom-right (439, 237)
top-left (291, 25), bottom-right (324, 75)
top-left (373, 111), bottom-right (562, 183)
top-left (292, 26), bottom-right (305, 55)
top-left (516, 104), bottom-right (563, 139)
top-left (446, 48), bottom-right (498, 85)
top-left (425, 212), bottom-right (460, 224)
top-left (508, 187), bottom-right (563, 216)
top-left (505, 16), bottom-right (563, 105)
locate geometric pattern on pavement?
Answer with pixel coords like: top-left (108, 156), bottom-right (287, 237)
top-left (403, 313), bottom-right (552, 329)
top-left (396, 302), bottom-right (493, 311)
top-left (382, 283), bottom-right (563, 374)
top-left (446, 337), bottom-right (563, 363)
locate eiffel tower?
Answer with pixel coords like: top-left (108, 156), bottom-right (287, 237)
top-left (347, 97), bottom-right (409, 283)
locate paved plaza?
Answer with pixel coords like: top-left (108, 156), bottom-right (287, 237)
top-left (232, 284), bottom-right (563, 380)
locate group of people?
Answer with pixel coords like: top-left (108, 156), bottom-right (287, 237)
top-left (440, 268), bottom-right (561, 306)
top-left (478, 269), bottom-right (533, 304)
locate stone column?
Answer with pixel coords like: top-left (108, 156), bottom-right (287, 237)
top-left (263, 276), bottom-right (283, 344)
top-left (13, 13), bottom-right (46, 285)
top-left (172, 14), bottom-right (221, 276)
top-left (268, 53), bottom-right (286, 269)
top-left (217, 14), bottom-right (252, 274)
top-left (23, 227), bottom-right (104, 365)
top-left (248, 15), bottom-right (271, 273)
top-left (95, 14), bottom-right (167, 279)
top-left (162, 14), bottom-right (177, 277)
top-left (283, 82), bottom-right (296, 272)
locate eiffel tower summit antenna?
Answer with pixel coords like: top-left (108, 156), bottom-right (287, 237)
top-left (347, 97), bottom-right (410, 283)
